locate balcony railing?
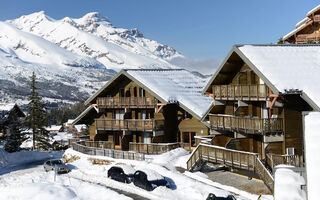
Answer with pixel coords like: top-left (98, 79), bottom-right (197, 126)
top-left (95, 119), bottom-right (164, 131)
top-left (212, 84), bottom-right (269, 101)
top-left (97, 97), bottom-right (157, 108)
top-left (296, 34), bottom-right (320, 44)
top-left (209, 114), bottom-right (283, 134)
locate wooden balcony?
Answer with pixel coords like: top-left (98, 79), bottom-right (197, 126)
top-left (97, 97), bottom-right (157, 108)
top-left (95, 119), bottom-right (164, 132)
top-left (209, 114), bottom-right (283, 135)
top-left (296, 34), bottom-right (320, 44)
top-left (212, 84), bottom-right (269, 101)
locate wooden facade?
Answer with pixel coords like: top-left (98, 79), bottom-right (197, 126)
top-left (75, 73), bottom-right (209, 151)
top-left (204, 53), bottom-right (310, 160)
top-left (283, 6), bottom-right (320, 44)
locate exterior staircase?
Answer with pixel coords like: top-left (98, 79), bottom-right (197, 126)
top-left (187, 143), bottom-right (274, 193)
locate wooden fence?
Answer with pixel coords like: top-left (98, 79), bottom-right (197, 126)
top-left (95, 119), bottom-right (165, 131)
top-left (129, 142), bottom-right (180, 154)
top-left (187, 144), bottom-right (274, 193)
top-left (97, 97), bottom-right (156, 108)
top-left (71, 141), bottom-right (145, 161)
top-left (212, 84), bottom-right (268, 101)
top-left (209, 114), bottom-right (283, 134)
top-left (266, 153), bottom-right (304, 170)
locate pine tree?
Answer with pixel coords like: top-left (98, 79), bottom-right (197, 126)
top-left (3, 118), bottom-right (26, 152)
top-left (27, 72), bottom-right (51, 150)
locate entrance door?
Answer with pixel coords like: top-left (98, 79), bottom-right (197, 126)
top-left (114, 132), bottom-right (122, 149)
top-left (183, 132), bottom-right (196, 150)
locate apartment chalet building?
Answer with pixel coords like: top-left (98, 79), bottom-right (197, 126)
top-left (283, 5), bottom-right (320, 43)
top-left (0, 103), bottom-right (25, 139)
top-left (73, 69), bottom-right (213, 151)
top-left (202, 44), bottom-right (320, 160)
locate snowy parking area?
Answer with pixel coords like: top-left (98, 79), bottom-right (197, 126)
top-left (0, 148), bottom-right (273, 200)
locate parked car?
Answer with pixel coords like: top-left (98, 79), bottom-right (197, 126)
top-left (206, 193), bottom-right (236, 200)
top-left (43, 159), bottom-right (70, 173)
top-left (107, 166), bottom-right (133, 183)
top-left (133, 170), bottom-right (170, 191)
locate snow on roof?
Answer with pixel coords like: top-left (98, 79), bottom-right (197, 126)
top-left (295, 17), bottom-right (310, 28)
top-left (304, 112), bottom-right (320, 200)
top-left (45, 125), bottom-right (62, 131)
top-left (307, 4), bottom-right (320, 16)
top-left (74, 124), bottom-right (86, 132)
top-left (124, 69), bottom-right (213, 119)
top-left (66, 119), bottom-right (74, 125)
top-left (283, 20), bottom-right (313, 40)
top-left (237, 45), bottom-right (320, 110)
top-left (0, 103), bottom-right (15, 112)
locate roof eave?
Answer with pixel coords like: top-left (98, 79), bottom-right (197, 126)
top-left (202, 46), bottom-right (237, 94)
top-left (300, 91), bottom-right (320, 111)
top-left (84, 69), bottom-right (126, 106)
top-left (72, 106), bottom-right (95, 125)
top-left (234, 46), bottom-right (280, 95)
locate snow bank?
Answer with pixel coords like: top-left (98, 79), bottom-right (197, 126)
top-left (304, 112), bottom-right (320, 200)
top-left (0, 166), bottom-right (132, 200)
top-left (0, 149), bottom-right (62, 168)
top-left (150, 148), bottom-right (189, 169)
top-left (0, 182), bottom-right (77, 200)
top-left (274, 165), bottom-right (306, 200)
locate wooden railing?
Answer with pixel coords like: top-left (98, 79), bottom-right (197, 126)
top-left (187, 144), bottom-right (274, 193)
top-left (296, 34), bottom-right (320, 43)
top-left (209, 114), bottom-right (283, 134)
top-left (129, 142), bottom-right (193, 154)
top-left (78, 140), bottom-right (114, 149)
top-left (71, 141), bottom-right (145, 161)
top-left (129, 142), bottom-right (180, 154)
top-left (97, 97), bottom-right (156, 108)
top-left (95, 119), bottom-right (164, 131)
top-left (267, 153), bottom-right (304, 170)
top-left (212, 84), bottom-right (268, 101)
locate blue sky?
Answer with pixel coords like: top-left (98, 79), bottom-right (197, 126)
top-left (0, 0), bottom-right (319, 61)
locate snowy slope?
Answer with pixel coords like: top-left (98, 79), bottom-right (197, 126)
top-left (8, 11), bottom-right (182, 71)
top-left (0, 11), bottom-right (187, 104)
top-left (0, 21), bottom-right (114, 103)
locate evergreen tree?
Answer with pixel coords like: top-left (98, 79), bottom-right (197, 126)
top-left (27, 72), bottom-right (51, 150)
top-left (3, 119), bottom-right (26, 152)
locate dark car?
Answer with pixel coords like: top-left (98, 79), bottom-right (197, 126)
top-left (107, 166), bottom-right (133, 183)
top-left (133, 170), bottom-right (170, 191)
top-left (206, 193), bottom-right (236, 200)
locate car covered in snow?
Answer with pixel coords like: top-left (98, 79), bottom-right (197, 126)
top-left (43, 159), bottom-right (70, 173)
top-left (107, 166), bottom-right (133, 183)
top-left (206, 193), bottom-right (236, 200)
top-left (133, 170), bottom-right (170, 191)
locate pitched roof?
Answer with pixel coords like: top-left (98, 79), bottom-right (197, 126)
top-left (283, 4), bottom-right (320, 41)
top-left (85, 69), bottom-right (213, 120)
top-left (204, 44), bottom-right (320, 111)
top-left (0, 103), bottom-right (25, 123)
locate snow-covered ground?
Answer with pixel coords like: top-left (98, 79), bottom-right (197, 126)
top-left (0, 148), bottom-right (273, 200)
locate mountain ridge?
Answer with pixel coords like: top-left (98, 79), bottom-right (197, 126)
top-left (0, 11), bottom-right (189, 105)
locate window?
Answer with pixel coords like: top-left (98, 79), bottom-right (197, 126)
top-left (120, 89), bottom-right (125, 97)
top-left (139, 88), bottom-right (145, 97)
top-left (114, 132), bottom-right (121, 146)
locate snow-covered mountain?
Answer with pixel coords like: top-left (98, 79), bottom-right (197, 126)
top-left (0, 11), bottom-right (185, 104)
top-left (8, 11), bottom-right (183, 71)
